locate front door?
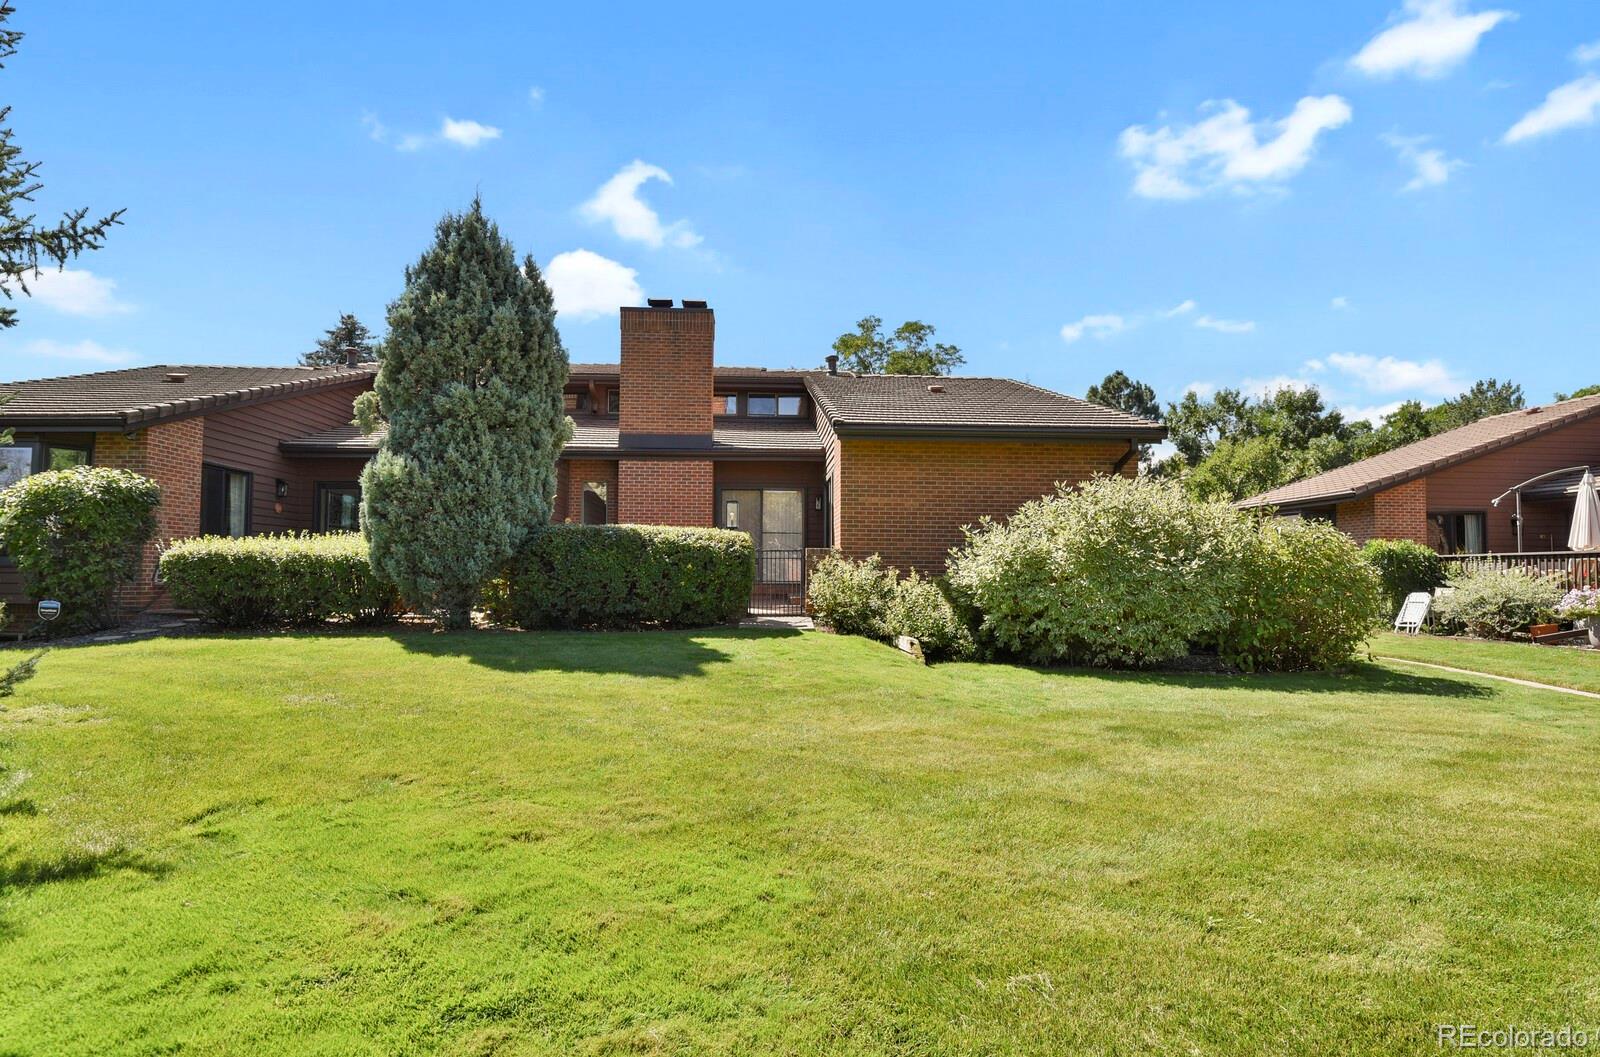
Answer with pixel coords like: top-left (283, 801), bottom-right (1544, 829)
top-left (722, 488), bottom-right (806, 614)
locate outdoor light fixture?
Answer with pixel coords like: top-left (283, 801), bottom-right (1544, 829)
top-left (276, 479), bottom-right (289, 499)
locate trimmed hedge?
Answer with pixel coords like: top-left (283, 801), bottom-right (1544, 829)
top-left (0, 466), bottom-right (161, 635)
top-left (485, 523), bottom-right (753, 629)
top-left (159, 533), bottom-right (401, 628)
top-left (1361, 538), bottom-right (1446, 617)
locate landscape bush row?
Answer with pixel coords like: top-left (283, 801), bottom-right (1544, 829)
top-left (811, 476), bottom-right (1386, 671)
top-left (159, 533), bottom-right (403, 628)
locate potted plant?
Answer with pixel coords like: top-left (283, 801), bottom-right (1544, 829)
top-left (1556, 586), bottom-right (1600, 646)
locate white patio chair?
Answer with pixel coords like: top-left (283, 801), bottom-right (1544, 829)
top-left (1394, 591), bottom-right (1432, 635)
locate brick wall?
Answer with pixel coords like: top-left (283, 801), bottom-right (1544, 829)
top-left (1332, 478), bottom-right (1428, 545)
top-left (557, 458), bottom-right (619, 523)
top-left (616, 459), bottom-right (713, 526)
top-left (618, 306), bottom-right (713, 438)
top-left (93, 418), bottom-right (205, 608)
top-left (833, 436), bottom-right (1134, 573)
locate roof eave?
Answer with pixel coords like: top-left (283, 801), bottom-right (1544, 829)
top-left (829, 423), bottom-right (1168, 441)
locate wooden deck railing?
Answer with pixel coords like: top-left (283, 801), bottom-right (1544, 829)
top-left (1439, 551), bottom-right (1600, 590)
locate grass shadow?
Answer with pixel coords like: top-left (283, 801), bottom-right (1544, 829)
top-left (0, 846), bottom-right (171, 895)
top-left (1014, 660), bottom-right (1495, 699)
top-left (384, 625), bottom-right (800, 679)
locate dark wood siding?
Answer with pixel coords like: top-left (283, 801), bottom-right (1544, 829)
top-left (201, 384), bottom-right (372, 534)
top-left (1426, 414), bottom-right (1600, 552)
top-left (713, 460), bottom-right (828, 548)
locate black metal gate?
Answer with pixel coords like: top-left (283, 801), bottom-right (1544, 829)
top-left (749, 549), bottom-right (806, 616)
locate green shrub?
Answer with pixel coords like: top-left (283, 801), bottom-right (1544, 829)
top-left (946, 475), bottom-right (1245, 668)
top-left (1361, 538), bottom-right (1446, 617)
top-left (159, 533), bottom-right (401, 628)
top-left (1215, 519), bottom-right (1386, 672)
top-left (807, 553), bottom-right (895, 638)
top-left (885, 572), bottom-right (974, 661)
top-left (486, 523), bottom-right (753, 629)
top-left (0, 466), bottom-right (161, 635)
top-left (1432, 563), bottom-right (1564, 639)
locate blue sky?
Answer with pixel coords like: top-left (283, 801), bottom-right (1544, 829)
top-left (5, 1), bottom-right (1598, 422)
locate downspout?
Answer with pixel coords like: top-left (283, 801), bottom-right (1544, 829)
top-left (1111, 439), bottom-right (1138, 475)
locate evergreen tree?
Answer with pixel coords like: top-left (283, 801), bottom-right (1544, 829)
top-left (0, 3), bottom-right (123, 329)
top-left (356, 200), bottom-right (572, 628)
top-left (302, 313), bottom-right (378, 366)
top-left (830, 316), bottom-right (964, 375)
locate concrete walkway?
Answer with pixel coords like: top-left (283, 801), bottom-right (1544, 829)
top-left (1379, 655), bottom-right (1600, 700)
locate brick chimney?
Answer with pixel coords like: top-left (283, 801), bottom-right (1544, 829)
top-left (618, 299), bottom-right (714, 447)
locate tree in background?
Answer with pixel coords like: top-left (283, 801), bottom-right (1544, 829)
top-left (356, 200), bottom-right (572, 628)
top-left (1426, 378), bottom-right (1523, 432)
top-left (302, 313), bottom-right (378, 367)
top-left (1556, 385), bottom-right (1600, 401)
top-left (1085, 370), bottom-right (1161, 421)
top-left (830, 316), bottom-right (964, 375)
top-left (0, 3), bottom-right (123, 329)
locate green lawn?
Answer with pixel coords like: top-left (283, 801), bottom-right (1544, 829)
top-left (1371, 630), bottom-right (1600, 693)
top-left (3, 630), bottom-right (1600, 1055)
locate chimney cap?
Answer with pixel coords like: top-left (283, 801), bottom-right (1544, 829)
top-left (681, 299), bottom-right (708, 310)
top-left (164, 371), bottom-right (189, 383)
top-left (825, 354), bottom-right (839, 376)
top-left (646, 298), bottom-right (674, 308)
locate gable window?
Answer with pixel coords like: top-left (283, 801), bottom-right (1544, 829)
top-left (714, 393), bottom-right (738, 415)
top-left (749, 394), bottom-right (802, 417)
top-left (607, 389), bottom-right (620, 414)
top-left (202, 465), bottom-right (252, 537)
top-left (1432, 511), bottom-right (1485, 555)
top-left (317, 483), bottom-right (362, 533)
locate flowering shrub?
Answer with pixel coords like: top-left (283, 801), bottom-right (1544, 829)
top-left (1555, 586), bottom-right (1600, 622)
top-left (1433, 564), bottom-right (1563, 639)
top-left (808, 553), bottom-right (895, 639)
top-left (885, 572), bottom-right (974, 661)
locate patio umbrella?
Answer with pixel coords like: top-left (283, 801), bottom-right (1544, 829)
top-left (1569, 470), bottom-right (1600, 552)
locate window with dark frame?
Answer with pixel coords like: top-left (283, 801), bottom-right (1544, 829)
top-left (201, 465), bottom-right (252, 537)
top-left (607, 389), bottom-right (620, 414)
top-left (317, 483), bottom-right (362, 533)
top-left (1432, 511), bottom-right (1486, 554)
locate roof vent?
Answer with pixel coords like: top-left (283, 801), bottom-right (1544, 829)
top-left (927, 383), bottom-right (945, 394)
top-left (164, 371), bottom-right (189, 383)
top-left (646, 298), bottom-right (674, 308)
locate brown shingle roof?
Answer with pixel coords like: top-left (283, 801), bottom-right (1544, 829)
top-left (0, 363), bottom-right (376, 429)
top-left (569, 363), bottom-right (809, 382)
top-left (1238, 393), bottom-right (1600, 509)
top-left (804, 373), bottom-right (1167, 438)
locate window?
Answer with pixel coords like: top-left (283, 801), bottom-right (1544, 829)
top-left (0, 446), bottom-right (33, 490)
top-left (201, 465), bottom-right (252, 537)
top-left (714, 393), bottom-right (738, 415)
top-left (607, 389), bottom-right (620, 414)
top-left (721, 487), bottom-right (804, 582)
top-left (1433, 512), bottom-right (1486, 554)
top-left (317, 483), bottom-right (362, 533)
top-left (749, 394), bottom-right (802, 416)
top-left (582, 482), bottom-right (608, 524)
top-left (46, 446), bottom-right (89, 470)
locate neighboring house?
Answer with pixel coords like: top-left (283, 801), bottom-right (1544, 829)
top-left (1, 298), bottom-right (1164, 614)
top-left (1239, 393), bottom-right (1600, 554)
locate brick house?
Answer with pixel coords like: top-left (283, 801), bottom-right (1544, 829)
top-left (1238, 393), bottom-right (1600, 554)
top-left (2, 298), bottom-right (1164, 614)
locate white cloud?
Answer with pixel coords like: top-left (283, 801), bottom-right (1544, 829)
top-left (1383, 132), bottom-right (1465, 190)
top-left (367, 114), bottom-right (502, 151)
top-left (545, 249), bottom-right (642, 322)
top-left (1194, 314), bottom-right (1256, 334)
top-left (1331, 295), bottom-right (1351, 310)
top-left (1304, 358), bottom-right (1327, 372)
top-left (1350, 0), bottom-right (1514, 80)
top-left (1575, 40), bottom-right (1600, 65)
top-left (439, 117), bottom-right (501, 149)
top-left (1119, 96), bottom-right (1352, 200)
top-left (580, 160), bottom-right (702, 250)
top-left (1059, 313), bottom-right (1126, 343)
top-left (528, 86), bottom-right (546, 106)
top-left (1184, 381), bottom-right (1217, 399)
top-left (1164, 298), bottom-right (1197, 317)
top-left (23, 338), bottom-right (137, 365)
top-left (1240, 374), bottom-right (1316, 399)
top-left (1324, 351), bottom-right (1463, 395)
top-left (17, 268), bottom-right (131, 316)
top-left (1503, 74), bottom-right (1600, 143)
top-left (1341, 400), bottom-right (1408, 425)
